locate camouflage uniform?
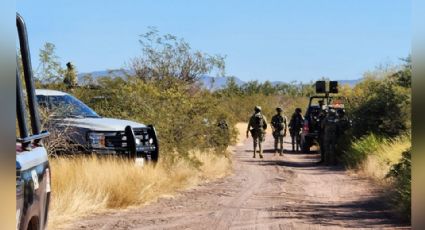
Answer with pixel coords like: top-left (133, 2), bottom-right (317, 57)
top-left (271, 107), bottom-right (287, 156)
top-left (321, 109), bottom-right (338, 165)
top-left (247, 106), bottom-right (268, 158)
top-left (63, 62), bottom-right (78, 89)
top-left (289, 108), bottom-right (304, 152)
top-left (318, 109), bottom-right (327, 163)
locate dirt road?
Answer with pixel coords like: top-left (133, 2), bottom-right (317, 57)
top-left (72, 133), bottom-right (407, 229)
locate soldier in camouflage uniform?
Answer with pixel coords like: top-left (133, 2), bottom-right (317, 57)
top-left (246, 106), bottom-right (268, 158)
top-left (318, 107), bottom-right (327, 163)
top-left (271, 107), bottom-right (287, 156)
top-left (321, 108), bottom-right (338, 165)
top-left (289, 108), bottom-right (304, 152)
top-left (63, 62), bottom-right (78, 89)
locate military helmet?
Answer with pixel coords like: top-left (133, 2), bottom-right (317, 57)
top-left (295, 107), bottom-right (302, 113)
top-left (254, 106), bottom-right (261, 112)
top-left (276, 107), bottom-right (283, 112)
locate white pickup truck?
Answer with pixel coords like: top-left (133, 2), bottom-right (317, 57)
top-left (36, 89), bottom-right (159, 163)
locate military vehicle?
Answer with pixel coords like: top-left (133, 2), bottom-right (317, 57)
top-left (300, 81), bottom-right (347, 153)
top-left (16, 13), bottom-right (51, 230)
top-left (36, 89), bottom-right (159, 164)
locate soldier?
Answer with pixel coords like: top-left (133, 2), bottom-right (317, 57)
top-left (288, 108), bottom-right (304, 152)
top-left (317, 107), bottom-right (327, 163)
top-left (271, 107), bottom-right (287, 156)
top-left (321, 108), bottom-right (338, 165)
top-left (63, 62), bottom-right (78, 89)
top-left (336, 109), bottom-right (350, 132)
top-left (246, 106), bottom-right (268, 158)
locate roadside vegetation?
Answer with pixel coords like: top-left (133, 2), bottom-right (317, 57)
top-left (49, 152), bottom-right (231, 229)
top-left (32, 29), bottom-right (411, 225)
top-left (340, 57), bottom-right (411, 222)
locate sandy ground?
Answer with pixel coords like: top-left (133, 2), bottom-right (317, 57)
top-left (69, 128), bottom-right (409, 230)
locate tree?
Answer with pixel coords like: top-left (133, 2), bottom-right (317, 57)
top-left (37, 42), bottom-right (64, 83)
top-left (130, 28), bottom-right (226, 85)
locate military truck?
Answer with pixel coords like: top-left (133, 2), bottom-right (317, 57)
top-left (36, 89), bottom-right (159, 164)
top-left (300, 81), bottom-right (347, 153)
top-left (16, 13), bottom-right (51, 230)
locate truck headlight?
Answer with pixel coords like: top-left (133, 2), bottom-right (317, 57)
top-left (88, 132), bottom-right (105, 148)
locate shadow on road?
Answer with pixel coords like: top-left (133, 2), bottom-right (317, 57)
top-left (265, 196), bottom-right (408, 228)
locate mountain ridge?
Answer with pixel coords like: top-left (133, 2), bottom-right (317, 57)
top-left (77, 70), bottom-right (361, 89)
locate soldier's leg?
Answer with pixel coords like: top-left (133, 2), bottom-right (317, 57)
top-left (330, 141), bottom-right (336, 165)
top-left (253, 138), bottom-right (257, 158)
top-left (296, 133), bottom-right (301, 152)
top-left (318, 137), bottom-right (324, 163)
top-left (291, 134), bottom-right (295, 151)
top-left (324, 140), bottom-right (330, 165)
top-left (279, 136), bottom-right (284, 156)
top-left (259, 141), bottom-right (263, 158)
top-left (274, 136), bottom-right (278, 156)
top-left (259, 134), bottom-right (264, 158)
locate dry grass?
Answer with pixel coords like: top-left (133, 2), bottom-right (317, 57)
top-left (357, 135), bottom-right (411, 182)
top-left (48, 151), bottom-right (232, 229)
top-left (235, 122), bottom-right (248, 146)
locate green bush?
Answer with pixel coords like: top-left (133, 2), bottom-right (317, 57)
top-left (387, 148), bottom-right (411, 222)
top-left (348, 60), bottom-right (411, 138)
top-left (69, 76), bottom-right (237, 165)
top-left (340, 134), bottom-right (384, 168)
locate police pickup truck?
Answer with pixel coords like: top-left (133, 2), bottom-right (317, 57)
top-left (36, 89), bottom-right (159, 164)
top-left (16, 13), bottom-right (51, 230)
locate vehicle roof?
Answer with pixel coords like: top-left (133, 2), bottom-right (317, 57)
top-left (35, 89), bottom-right (69, 96)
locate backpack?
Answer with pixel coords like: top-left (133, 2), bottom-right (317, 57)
top-left (290, 113), bottom-right (303, 130)
top-left (274, 115), bottom-right (286, 131)
top-left (253, 113), bottom-right (267, 130)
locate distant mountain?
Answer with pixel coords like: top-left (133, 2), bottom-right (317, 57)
top-left (338, 79), bottom-right (361, 87)
top-left (199, 75), bottom-right (245, 90)
top-left (270, 79), bottom-right (362, 88)
top-left (77, 69), bottom-right (128, 84)
top-left (77, 69), bottom-right (361, 89)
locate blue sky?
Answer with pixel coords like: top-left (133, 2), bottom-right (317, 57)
top-left (18, 0), bottom-right (410, 82)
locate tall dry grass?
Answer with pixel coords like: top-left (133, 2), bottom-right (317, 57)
top-left (343, 134), bottom-right (411, 182)
top-left (48, 151), bottom-right (232, 229)
top-left (359, 135), bottom-right (411, 181)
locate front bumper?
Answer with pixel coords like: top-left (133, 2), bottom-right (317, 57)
top-left (89, 125), bottom-right (159, 162)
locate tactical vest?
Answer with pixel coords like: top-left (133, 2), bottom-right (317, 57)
top-left (272, 115), bottom-right (286, 131)
top-left (252, 113), bottom-right (267, 130)
top-left (324, 118), bottom-right (338, 139)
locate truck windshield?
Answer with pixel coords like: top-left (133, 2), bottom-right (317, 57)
top-left (37, 94), bottom-right (100, 118)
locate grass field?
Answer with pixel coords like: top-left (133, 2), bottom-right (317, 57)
top-left (48, 151), bottom-right (232, 229)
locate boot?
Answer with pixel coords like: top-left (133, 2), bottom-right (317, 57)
top-left (279, 149), bottom-right (283, 156)
top-left (253, 153), bottom-right (256, 158)
top-left (259, 148), bottom-right (264, 159)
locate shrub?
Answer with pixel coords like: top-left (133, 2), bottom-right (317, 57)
top-left (387, 148), bottom-right (411, 222)
top-left (340, 134), bottom-right (383, 168)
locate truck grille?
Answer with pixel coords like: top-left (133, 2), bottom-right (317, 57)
top-left (104, 128), bottom-right (153, 149)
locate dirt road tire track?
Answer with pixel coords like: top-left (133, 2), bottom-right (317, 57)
top-left (71, 133), bottom-right (409, 230)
